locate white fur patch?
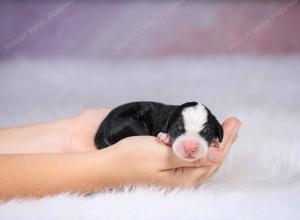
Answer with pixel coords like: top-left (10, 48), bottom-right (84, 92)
top-left (182, 103), bottom-right (208, 133)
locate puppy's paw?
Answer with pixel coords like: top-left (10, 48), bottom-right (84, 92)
top-left (157, 132), bottom-right (171, 146)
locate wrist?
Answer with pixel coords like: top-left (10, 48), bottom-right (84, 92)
top-left (87, 147), bottom-right (127, 189)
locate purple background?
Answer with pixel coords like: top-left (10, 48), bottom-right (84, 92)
top-left (1, 0), bottom-right (300, 59)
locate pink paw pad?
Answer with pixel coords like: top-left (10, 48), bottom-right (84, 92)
top-left (157, 132), bottom-right (171, 146)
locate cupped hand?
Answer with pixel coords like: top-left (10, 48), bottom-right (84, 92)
top-left (102, 118), bottom-right (241, 188)
top-left (66, 108), bottom-right (111, 152)
top-left (68, 108), bottom-right (240, 188)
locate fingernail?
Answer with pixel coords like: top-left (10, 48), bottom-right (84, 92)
top-left (208, 150), bottom-right (223, 163)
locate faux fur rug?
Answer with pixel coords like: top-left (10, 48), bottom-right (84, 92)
top-left (0, 56), bottom-right (300, 219)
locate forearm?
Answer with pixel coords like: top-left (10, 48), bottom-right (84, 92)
top-left (0, 149), bottom-right (118, 201)
top-left (0, 119), bottom-right (72, 154)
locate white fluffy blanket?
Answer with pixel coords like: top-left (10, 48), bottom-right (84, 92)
top-left (0, 56), bottom-right (300, 219)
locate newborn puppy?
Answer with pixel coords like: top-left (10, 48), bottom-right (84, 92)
top-left (95, 102), bottom-right (223, 161)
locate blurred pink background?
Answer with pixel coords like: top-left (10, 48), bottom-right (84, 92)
top-left (1, 0), bottom-right (300, 59)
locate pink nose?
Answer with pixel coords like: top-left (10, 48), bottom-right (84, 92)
top-left (183, 140), bottom-right (198, 155)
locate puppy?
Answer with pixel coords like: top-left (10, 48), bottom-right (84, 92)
top-left (95, 102), bottom-right (223, 161)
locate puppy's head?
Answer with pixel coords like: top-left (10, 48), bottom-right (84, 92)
top-left (166, 102), bottom-right (223, 161)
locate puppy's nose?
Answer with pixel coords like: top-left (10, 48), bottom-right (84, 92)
top-left (183, 140), bottom-right (198, 155)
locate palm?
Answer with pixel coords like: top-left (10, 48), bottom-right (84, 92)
top-left (67, 109), bottom-right (110, 152)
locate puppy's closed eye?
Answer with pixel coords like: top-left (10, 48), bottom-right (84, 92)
top-left (201, 127), bottom-right (209, 135)
top-left (176, 122), bottom-right (183, 131)
top-left (201, 127), bottom-right (214, 139)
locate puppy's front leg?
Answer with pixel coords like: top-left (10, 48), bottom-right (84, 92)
top-left (157, 132), bottom-right (171, 146)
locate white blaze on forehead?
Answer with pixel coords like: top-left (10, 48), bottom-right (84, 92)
top-left (182, 104), bottom-right (208, 133)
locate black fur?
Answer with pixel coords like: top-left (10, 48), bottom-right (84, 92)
top-left (95, 101), bottom-right (222, 149)
top-left (203, 106), bottom-right (224, 144)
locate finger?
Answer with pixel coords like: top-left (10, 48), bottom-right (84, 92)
top-left (207, 119), bottom-right (241, 175)
top-left (220, 117), bottom-right (241, 156)
top-left (188, 166), bottom-right (214, 186)
top-left (207, 148), bottom-right (225, 164)
top-left (206, 132), bottom-right (238, 164)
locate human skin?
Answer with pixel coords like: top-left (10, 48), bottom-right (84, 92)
top-left (0, 109), bottom-right (240, 201)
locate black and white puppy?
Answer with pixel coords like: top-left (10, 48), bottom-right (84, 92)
top-left (95, 102), bottom-right (223, 161)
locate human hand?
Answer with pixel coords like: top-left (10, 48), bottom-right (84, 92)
top-left (66, 108), bottom-right (111, 152)
top-left (68, 108), bottom-right (240, 188)
top-left (0, 108), bottom-right (239, 200)
top-left (105, 118), bottom-right (240, 188)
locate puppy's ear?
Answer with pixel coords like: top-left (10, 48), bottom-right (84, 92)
top-left (211, 114), bottom-right (223, 142)
top-left (205, 106), bottom-right (223, 143)
top-left (215, 116), bottom-right (224, 142)
top-left (163, 102), bottom-right (198, 132)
